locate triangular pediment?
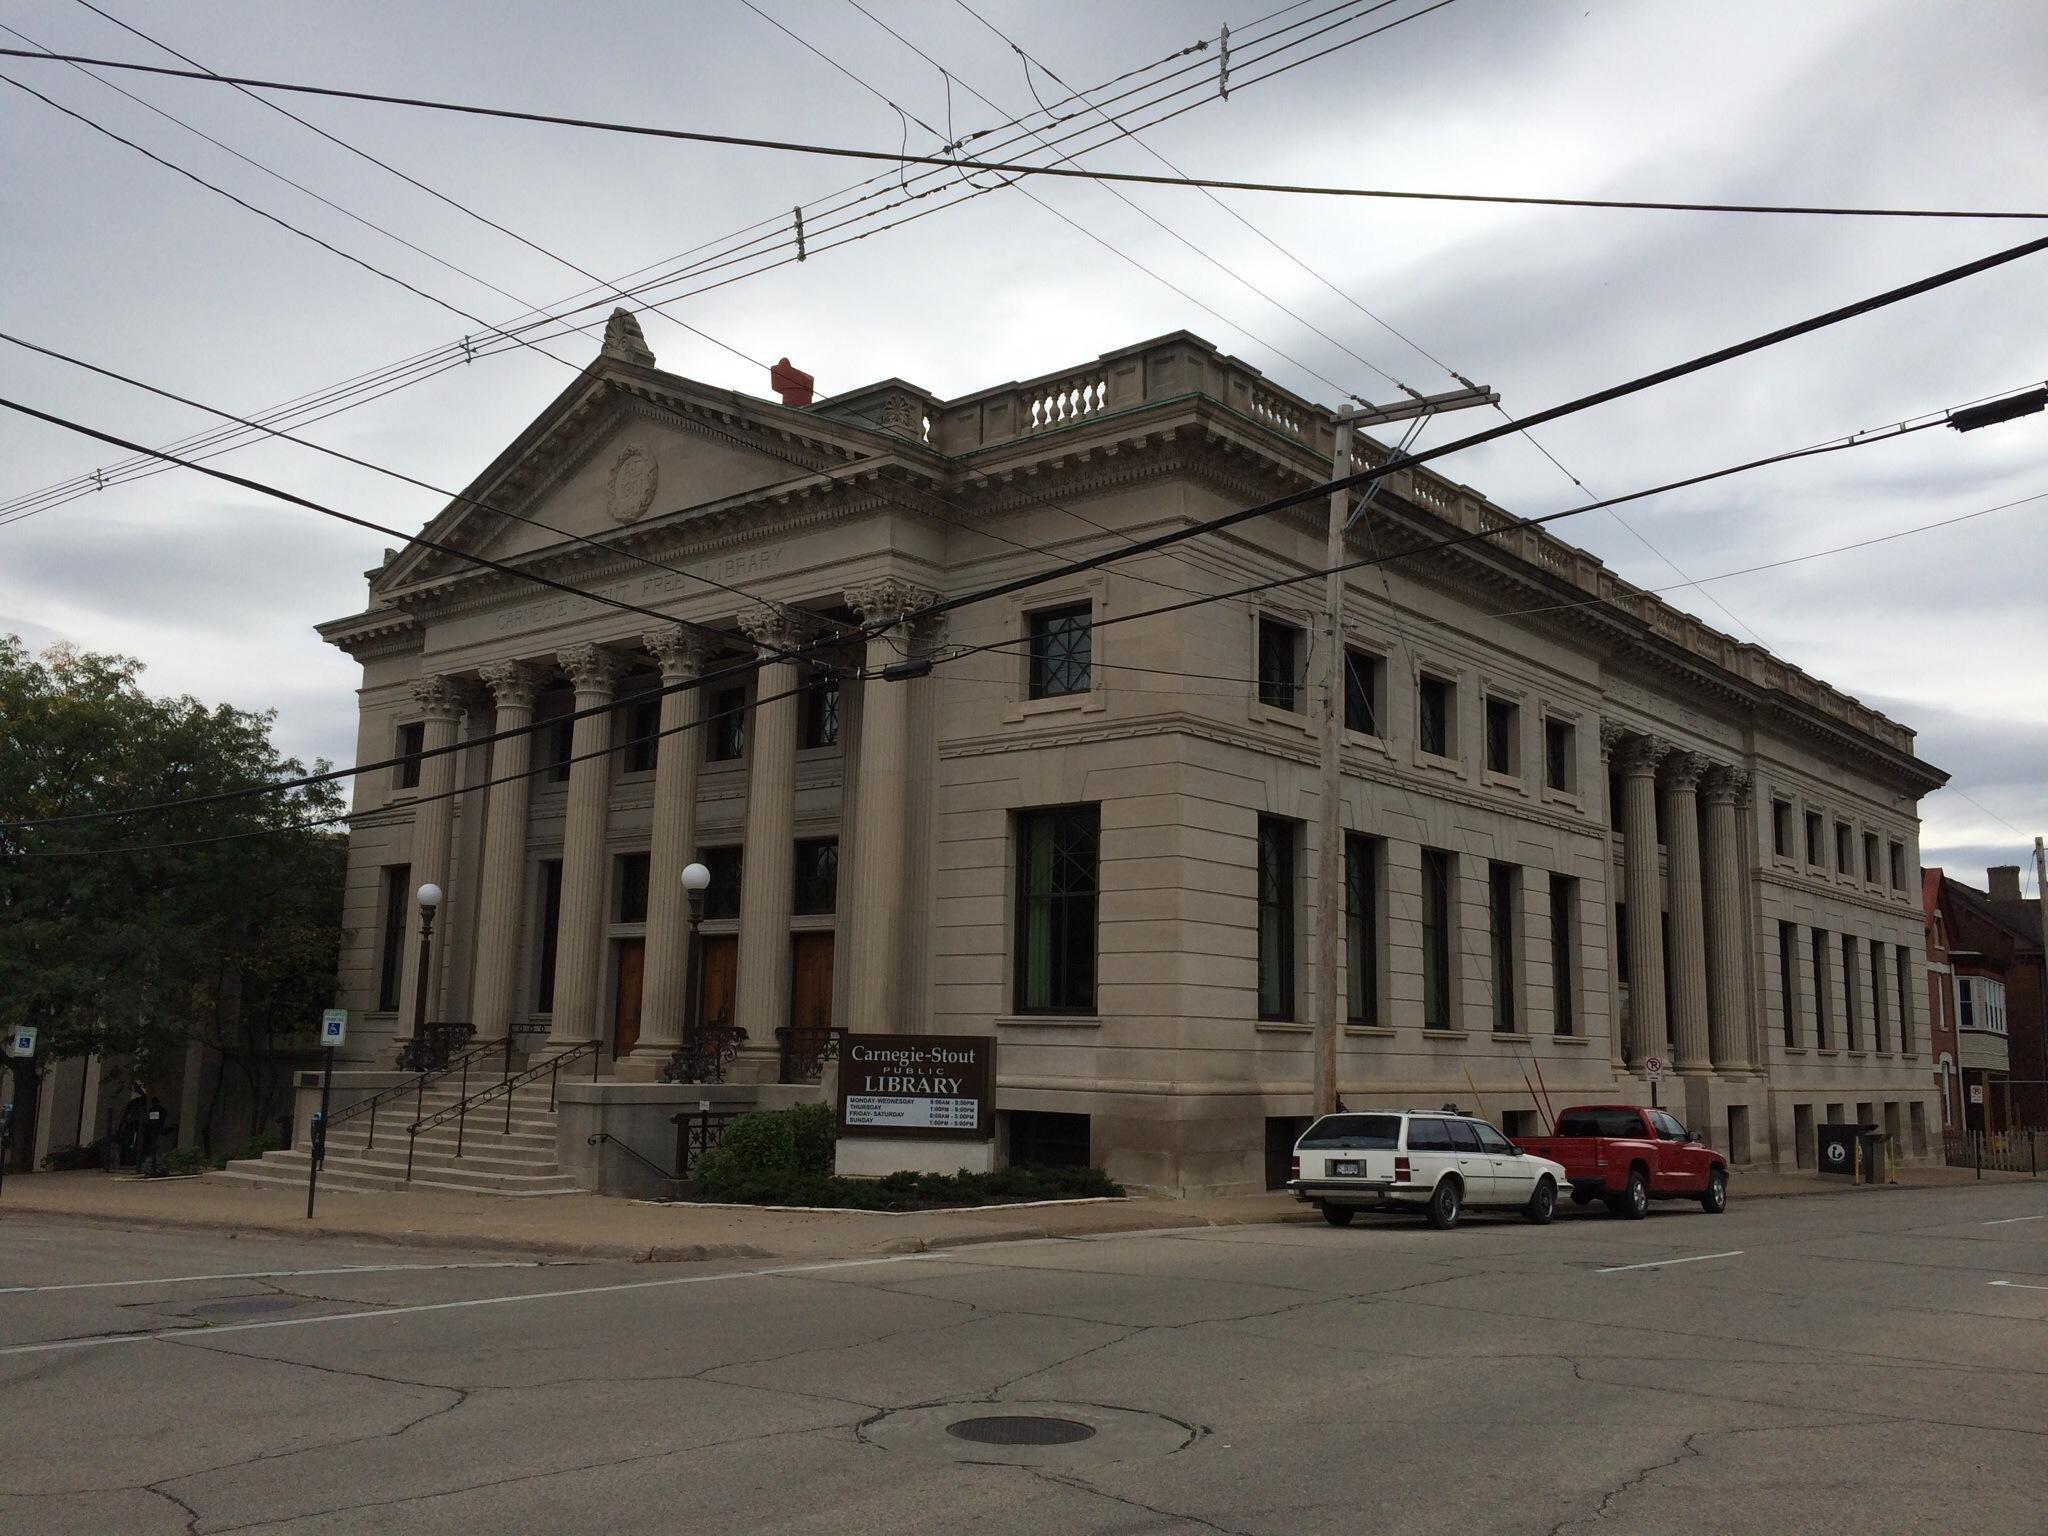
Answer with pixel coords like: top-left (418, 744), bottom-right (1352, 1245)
top-left (376, 360), bottom-right (914, 594)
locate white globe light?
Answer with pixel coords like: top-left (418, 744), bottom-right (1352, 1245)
top-left (416, 882), bottom-right (444, 909)
top-left (681, 863), bottom-right (712, 892)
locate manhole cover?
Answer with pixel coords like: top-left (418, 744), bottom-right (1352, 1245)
top-left (947, 1415), bottom-right (1097, 1447)
top-left (189, 1297), bottom-right (298, 1318)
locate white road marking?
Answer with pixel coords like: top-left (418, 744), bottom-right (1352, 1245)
top-left (1988, 1280), bottom-right (2048, 1292)
top-left (1597, 1250), bottom-right (1745, 1275)
top-left (1982, 1215), bottom-right (2048, 1226)
top-left (0, 1253), bottom-right (938, 1359)
top-left (0, 1262), bottom-right (542, 1297)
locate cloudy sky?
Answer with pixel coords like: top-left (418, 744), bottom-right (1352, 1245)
top-left (2, 0), bottom-right (2043, 885)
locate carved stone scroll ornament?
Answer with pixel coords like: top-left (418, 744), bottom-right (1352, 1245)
top-left (738, 605), bottom-right (806, 655)
top-left (1662, 750), bottom-right (1711, 792)
top-left (1615, 732), bottom-right (1670, 777)
top-left (409, 674), bottom-right (467, 722)
top-left (1703, 764), bottom-right (1752, 807)
top-left (556, 643), bottom-right (624, 697)
top-left (1598, 717), bottom-right (1628, 760)
top-left (642, 625), bottom-right (719, 682)
top-left (477, 659), bottom-right (542, 712)
top-left (844, 577), bottom-right (938, 629)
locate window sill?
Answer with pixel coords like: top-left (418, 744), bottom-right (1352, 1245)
top-left (1540, 785), bottom-right (1582, 809)
top-left (1779, 1046), bottom-right (1807, 1056)
top-left (1414, 750), bottom-right (1462, 776)
top-left (1550, 1033), bottom-right (1591, 1044)
top-left (1488, 1031), bottom-right (1532, 1043)
top-left (1421, 1028), bottom-right (1470, 1041)
top-left (1011, 690), bottom-right (1102, 724)
top-left (1817, 1048), bottom-right (1841, 1057)
top-left (1482, 769), bottom-right (1528, 795)
top-left (1250, 700), bottom-right (1314, 736)
top-left (994, 1013), bottom-right (1101, 1029)
top-left (1848, 1050), bottom-right (1868, 1059)
top-left (1255, 1021), bottom-right (1310, 1035)
top-left (1343, 1024), bottom-right (1395, 1038)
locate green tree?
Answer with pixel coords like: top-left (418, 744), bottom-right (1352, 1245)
top-left (0, 635), bottom-right (346, 1166)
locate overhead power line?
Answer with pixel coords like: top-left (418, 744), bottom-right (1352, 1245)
top-left (3, 45), bottom-right (2044, 221)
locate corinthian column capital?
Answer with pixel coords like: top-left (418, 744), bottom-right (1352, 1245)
top-left (1599, 717), bottom-right (1628, 759)
top-left (1703, 764), bottom-right (1751, 807)
top-left (1662, 750), bottom-right (1711, 792)
top-left (642, 625), bottom-right (719, 682)
top-left (557, 643), bottom-right (624, 697)
top-left (1616, 732), bottom-right (1669, 777)
top-left (409, 674), bottom-right (467, 722)
top-left (478, 659), bottom-right (542, 711)
top-left (738, 605), bottom-right (806, 654)
top-left (845, 577), bottom-right (938, 628)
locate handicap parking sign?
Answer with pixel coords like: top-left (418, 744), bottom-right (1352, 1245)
top-left (5, 1027), bottom-right (35, 1058)
top-left (319, 1010), bottom-right (347, 1047)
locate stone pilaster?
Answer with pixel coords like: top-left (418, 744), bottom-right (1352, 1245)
top-left (636, 627), bottom-right (717, 1054)
top-left (396, 676), bottom-right (467, 1036)
top-left (1663, 751), bottom-right (1712, 1074)
top-left (546, 643), bottom-right (622, 1046)
top-left (1703, 765), bottom-right (1754, 1070)
top-left (467, 661), bottom-right (541, 1042)
top-left (1617, 732), bottom-right (1668, 1064)
top-left (733, 608), bottom-right (804, 1049)
top-left (842, 580), bottom-right (938, 1033)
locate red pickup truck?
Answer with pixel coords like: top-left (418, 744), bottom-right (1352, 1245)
top-left (1512, 1105), bottom-right (1728, 1219)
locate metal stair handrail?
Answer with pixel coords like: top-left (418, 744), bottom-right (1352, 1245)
top-left (323, 1033), bottom-right (510, 1152)
top-left (404, 1039), bottom-right (599, 1182)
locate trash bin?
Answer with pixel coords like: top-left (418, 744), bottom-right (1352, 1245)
top-left (1858, 1127), bottom-right (1890, 1185)
top-left (1817, 1122), bottom-right (1860, 1177)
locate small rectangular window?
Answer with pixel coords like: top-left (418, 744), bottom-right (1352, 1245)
top-left (543, 717), bottom-right (574, 784)
top-left (534, 859), bottom-right (563, 1012)
top-left (1889, 841), bottom-right (1906, 892)
top-left (377, 863), bottom-right (411, 1011)
top-left (1862, 832), bottom-right (1879, 884)
top-left (800, 670), bottom-right (841, 748)
top-left (622, 697), bottom-right (660, 774)
top-left (793, 837), bottom-right (839, 916)
top-left (1015, 806), bottom-right (1100, 1014)
top-left (615, 852), bottom-right (651, 923)
top-left (701, 846), bottom-right (743, 920)
top-left (1028, 604), bottom-right (1093, 699)
top-left (706, 686), bottom-right (747, 762)
top-left (1772, 800), bottom-right (1793, 858)
top-left (1544, 718), bottom-right (1575, 792)
top-left (1485, 697), bottom-right (1518, 776)
top-left (1811, 927), bottom-right (1831, 1048)
top-left (1256, 817), bottom-right (1297, 1020)
top-left (1418, 675), bottom-right (1452, 758)
top-left (1489, 862), bottom-right (1518, 1032)
top-left (1343, 647), bottom-right (1383, 736)
top-left (1550, 874), bottom-right (1576, 1037)
top-left (1805, 811), bottom-right (1824, 866)
top-left (1779, 921), bottom-right (1800, 1047)
top-left (1344, 833), bottom-right (1379, 1024)
top-left (1422, 848), bottom-right (1453, 1029)
top-left (1257, 618), bottom-right (1302, 712)
top-left (395, 721), bottom-right (425, 790)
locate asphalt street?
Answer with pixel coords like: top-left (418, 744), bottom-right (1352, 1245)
top-left (3, 1183), bottom-right (2045, 1535)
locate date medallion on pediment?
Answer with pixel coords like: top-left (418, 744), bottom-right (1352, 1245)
top-left (606, 444), bottom-right (660, 525)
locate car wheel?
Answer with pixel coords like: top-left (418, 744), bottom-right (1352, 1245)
top-left (1700, 1168), bottom-right (1727, 1215)
top-left (1621, 1167), bottom-right (1650, 1220)
top-left (1523, 1177), bottom-right (1556, 1225)
top-left (1322, 1205), bottom-right (1355, 1227)
top-left (1426, 1177), bottom-right (1462, 1230)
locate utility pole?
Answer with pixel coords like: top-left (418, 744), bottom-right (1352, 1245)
top-left (1312, 385), bottom-right (1497, 1119)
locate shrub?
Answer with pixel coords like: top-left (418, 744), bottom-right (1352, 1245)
top-left (217, 1132), bottom-right (284, 1167)
top-left (695, 1104), bottom-right (835, 1196)
top-left (697, 1161), bottom-right (1122, 1211)
top-left (41, 1143), bottom-right (104, 1172)
top-left (161, 1146), bottom-right (213, 1176)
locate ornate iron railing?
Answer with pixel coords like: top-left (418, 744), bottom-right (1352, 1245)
top-left (777, 1021), bottom-right (844, 1085)
top-left (660, 1010), bottom-right (746, 1085)
top-left (404, 1039), bottom-right (599, 1182)
top-left (396, 1020), bottom-right (476, 1072)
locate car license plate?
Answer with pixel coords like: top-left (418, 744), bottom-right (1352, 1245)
top-left (1331, 1161), bottom-right (1361, 1176)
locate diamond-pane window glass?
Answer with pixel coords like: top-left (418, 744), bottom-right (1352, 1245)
top-left (1028, 605), bottom-right (1092, 699)
top-left (706, 686), bottom-right (747, 763)
top-left (1345, 833), bottom-right (1379, 1024)
top-left (1422, 849), bottom-right (1453, 1028)
top-left (395, 722), bottom-right (425, 790)
top-left (801, 671), bottom-right (840, 749)
top-left (1257, 619), bottom-right (1301, 712)
top-left (793, 838), bottom-right (839, 916)
top-left (1015, 806), bottom-right (1099, 1013)
top-left (1344, 649), bottom-right (1382, 736)
top-left (616, 852), bottom-right (651, 923)
top-left (702, 847), bottom-right (743, 920)
top-left (1257, 817), bottom-right (1297, 1020)
top-left (1419, 676), bottom-right (1452, 757)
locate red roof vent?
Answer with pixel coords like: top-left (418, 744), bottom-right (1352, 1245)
top-left (770, 357), bottom-right (815, 407)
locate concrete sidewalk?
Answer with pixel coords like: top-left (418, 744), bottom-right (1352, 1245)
top-left (0, 1162), bottom-right (2031, 1263)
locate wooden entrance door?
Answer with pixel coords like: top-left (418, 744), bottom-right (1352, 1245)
top-left (784, 933), bottom-right (836, 1081)
top-left (698, 935), bottom-right (739, 1034)
top-left (613, 938), bottom-right (645, 1058)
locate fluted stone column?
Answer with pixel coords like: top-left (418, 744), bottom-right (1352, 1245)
top-left (636, 627), bottom-right (714, 1055)
top-left (468, 661), bottom-right (541, 1042)
top-left (1703, 765), bottom-right (1754, 1070)
top-left (843, 580), bottom-right (936, 1033)
top-left (1663, 752), bottom-right (1712, 1073)
top-left (547, 643), bottom-right (622, 1046)
top-left (396, 677), bottom-right (466, 1037)
top-left (734, 609), bottom-right (803, 1049)
top-left (1617, 732), bottom-right (1669, 1064)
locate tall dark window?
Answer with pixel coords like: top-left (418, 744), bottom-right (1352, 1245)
top-left (1896, 948), bottom-right (1914, 1053)
top-left (1889, 841), bottom-right (1906, 891)
top-left (1772, 800), bottom-right (1793, 858)
top-left (1344, 834), bottom-right (1379, 1024)
top-left (1835, 821), bottom-right (1853, 874)
top-left (1870, 941), bottom-right (1888, 1052)
top-left (706, 685), bottom-right (747, 762)
top-left (1862, 832), bottom-right (1879, 883)
top-left (1015, 806), bottom-right (1099, 1014)
top-left (1811, 927), bottom-right (1831, 1048)
top-left (395, 721), bottom-right (425, 790)
top-left (801, 671), bottom-right (841, 749)
top-left (701, 847), bottom-right (743, 920)
top-left (534, 860), bottom-right (563, 1012)
top-left (1485, 697), bottom-right (1518, 776)
top-left (377, 863), bottom-right (411, 1011)
top-left (793, 838), bottom-right (839, 916)
top-left (543, 717), bottom-right (574, 784)
top-left (1255, 819), bottom-right (1297, 1020)
top-left (1550, 873), bottom-right (1576, 1037)
top-left (622, 696), bottom-right (660, 774)
top-left (1615, 900), bottom-right (1630, 984)
top-left (1489, 862), bottom-right (1518, 1032)
top-left (1028, 605), bottom-right (1092, 699)
top-left (1545, 718), bottom-right (1575, 792)
top-left (615, 852), bottom-right (651, 923)
top-left (1257, 619), bottom-right (1302, 712)
top-left (1418, 675), bottom-right (1452, 757)
top-left (1805, 810), bottom-right (1824, 866)
top-left (1422, 848), bottom-right (1453, 1029)
top-left (1779, 921), bottom-right (1800, 1046)
top-left (1343, 648), bottom-right (1383, 736)
top-left (1842, 934), bottom-right (1861, 1049)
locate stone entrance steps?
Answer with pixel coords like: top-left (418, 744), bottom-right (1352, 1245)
top-left (215, 1077), bottom-right (579, 1196)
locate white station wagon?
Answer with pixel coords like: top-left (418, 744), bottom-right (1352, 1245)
top-left (1288, 1110), bottom-right (1570, 1230)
